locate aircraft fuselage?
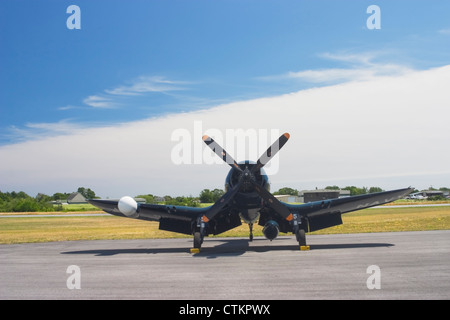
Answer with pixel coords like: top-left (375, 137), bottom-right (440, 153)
top-left (224, 161), bottom-right (269, 223)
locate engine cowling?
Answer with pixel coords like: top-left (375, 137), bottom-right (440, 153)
top-left (118, 196), bottom-right (139, 218)
top-left (262, 220), bottom-right (279, 241)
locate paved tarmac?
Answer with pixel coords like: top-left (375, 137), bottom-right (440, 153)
top-left (1, 230), bottom-right (449, 300)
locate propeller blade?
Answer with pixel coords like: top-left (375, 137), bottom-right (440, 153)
top-left (202, 135), bottom-right (243, 172)
top-left (252, 133), bottom-right (290, 173)
top-left (251, 180), bottom-right (293, 222)
top-left (201, 179), bottom-right (243, 223)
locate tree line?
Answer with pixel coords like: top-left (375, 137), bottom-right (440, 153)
top-left (0, 191), bottom-right (55, 212)
top-left (0, 187), bottom-right (97, 212)
top-left (0, 187), bottom-right (228, 211)
top-left (276, 185), bottom-right (449, 197)
top-left (1, 185), bottom-right (448, 212)
top-left (136, 188), bottom-right (225, 207)
top-left (0, 188), bottom-right (224, 212)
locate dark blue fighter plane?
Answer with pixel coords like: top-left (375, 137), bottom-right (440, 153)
top-left (89, 133), bottom-right (413, 250)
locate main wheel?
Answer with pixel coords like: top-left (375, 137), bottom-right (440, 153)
top-left (193, 232), bottom-right (203, 249)
top-left (296, 228), bottom-right (306, 246)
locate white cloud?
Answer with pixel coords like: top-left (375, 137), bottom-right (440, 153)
top-left (6, 120), bottom-right (86, 143)
top-left (79, 76), bottom-right (187, 111)
top-left (1, 65), bottom-right (449, 197)
top-left (287, 64), bottom-right (413, 83)
top-left (83, 95), bottom-right (115, 108)
top-left (267, 52), bottom-right (415, 84)
top-left (319, 52), bottom-right (376, 64)
top-left (438, 28), bottom-right (450, 35)
top-left (105, 76), bottom-right (186, 96)
top-left (58, 105), bottom-right (80, 111)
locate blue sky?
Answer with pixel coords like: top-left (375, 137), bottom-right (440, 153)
top-left (1, 0), bottom-right (449, 145)
top-left (1, 1), bottom-right (450, 196)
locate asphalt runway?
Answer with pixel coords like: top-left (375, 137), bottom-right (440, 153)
top-left (1, 230), bottom-right (449, 300)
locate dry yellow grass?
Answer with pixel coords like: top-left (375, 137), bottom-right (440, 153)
top-left (0, 216), bottom-right (189, 244)
top-left (311, 206), bottom-right (450, 235)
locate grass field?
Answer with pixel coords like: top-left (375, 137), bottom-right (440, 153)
top-left (1, 206), bottom-right (450, 244)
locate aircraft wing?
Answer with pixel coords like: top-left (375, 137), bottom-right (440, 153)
top-left (88, 199), bottom-right (211, 235)
top-left (283, 187), bottom-right (414, 232)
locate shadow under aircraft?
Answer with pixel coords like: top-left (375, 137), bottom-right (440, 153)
top-left (89, 133), bottom-right (413, 251)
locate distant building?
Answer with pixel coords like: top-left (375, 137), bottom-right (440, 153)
top-left (67, 192), bottom-right (87, 204)
top-left (299, 189), bottom-right (350, 203)
top-left (274, 195), bottom-right (302, 203)
top-left (422, 190), bottom-right (445, 197)
top-left (408, 190), bottom-right (445, 199)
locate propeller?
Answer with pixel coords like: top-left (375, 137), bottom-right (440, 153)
top-left (202, 132), bottom-right (292, 222)
top-left (251, 180), bottom-right (293, 221)
top-left (202, 135), bottom-right (243, 172)
top-left (201, 177), bottom-right (243, 223)
top-left (251, 132), bottom-right (290, 174)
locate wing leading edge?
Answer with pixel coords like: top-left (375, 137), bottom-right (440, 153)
top-left (88, 199), bottom-right (211, 235)
top-left (283, 187), bottom-right (414, 232)
top-left (88, 199), bottom-right (241, 236)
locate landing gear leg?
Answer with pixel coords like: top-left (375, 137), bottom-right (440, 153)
top-left (191, 217), bottom-right (205, 253)
top-left (249, 223), bottom-right (253, 242)
top-left (292, 213), bottom-right (309, 251)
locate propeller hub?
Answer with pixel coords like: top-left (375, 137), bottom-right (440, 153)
top-left (240, 166), bottom-right (257, 191)
top-left (243, 167), bottom-right (251, 179)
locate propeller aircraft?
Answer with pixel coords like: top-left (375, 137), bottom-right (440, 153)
top-left (89, 133), bottom-right (413, 251)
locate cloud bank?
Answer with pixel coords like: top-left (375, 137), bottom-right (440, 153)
top-left (1, 65), bottom-right (449, 197)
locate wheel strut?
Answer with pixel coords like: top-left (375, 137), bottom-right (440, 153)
top-left (292, 214), bottom-right (310, 251)
top-left (191, 217), bottom-right (206, 253)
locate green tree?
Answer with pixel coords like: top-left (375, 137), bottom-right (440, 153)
top-left (199, 189), bottom-right (224, 203)
top-left (0, 191), bottom-right (8, 202)
top-left (368, 187), bottom-right (384, 194)
top-left (52, 192), bottom-right (71, 201)
top-left (343, 186), bottom-right (368, 196)
top-left (77, 187), bottom-right (96, 199)
top-left (136, 194), bottom-right (155, 204)
top-left (199, 189), bottom-right (213, 203)
top-left (13, 198), bottom-right (40, 212)
top-left (211, 189), bottom-right (225, 202)
top-left (163, 195), bottom-right (199, 207)
top-left (36, 193), bottom-right (51, 202)
top-left (0, 192), bottom-right (54, 212)
top-left (273, 187), bottom-right (299, 196)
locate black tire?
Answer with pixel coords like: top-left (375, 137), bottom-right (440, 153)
top-left (296, 229), bottom-right (306, 246)
top-left (193, 232), bottom-right (203, 249)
